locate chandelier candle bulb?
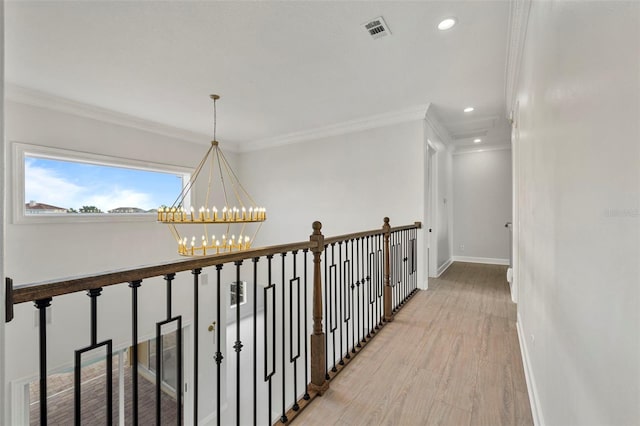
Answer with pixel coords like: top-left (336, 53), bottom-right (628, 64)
top-left (206, 208), bottom-right (210, 220)
top-left (242, 207), bottom-right (246, 220)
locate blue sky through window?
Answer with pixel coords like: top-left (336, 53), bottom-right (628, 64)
top-left (25, 156), bottom-right (184, 212)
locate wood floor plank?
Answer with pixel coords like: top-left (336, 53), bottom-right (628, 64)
top-left (293, 262), bottom-right (533, 426)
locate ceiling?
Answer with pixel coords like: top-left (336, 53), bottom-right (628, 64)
top-left (5, 1), bottom-right (512, 151)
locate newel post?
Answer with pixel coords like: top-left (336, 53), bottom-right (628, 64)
top-left (383, 217), bottom-right (393, 322)
top-left (309, 221), bottom-right (329, 394)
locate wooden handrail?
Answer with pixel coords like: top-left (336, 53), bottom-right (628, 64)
top-left (10, 240), bottom-right (314, 305)
top-left (322, 222), bottom-right (422, 245)
top-left (7, 220), bottom-right (422, 307)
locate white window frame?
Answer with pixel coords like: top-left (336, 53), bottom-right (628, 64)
top-left (12, 142), bottom-right (191, 224)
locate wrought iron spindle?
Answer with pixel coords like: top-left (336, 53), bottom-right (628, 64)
top-left (343, 240), bottom-right (352, 360)
top-left (280, 253), bottom-right (288, 423)
top-left (323, 244), bottom-right (329, 379)
top-left (366, 236), bottom-right (372, 338)
top-left (351, 239), bottom-right (356, 353)
top-left (355, 238), bottom-right (362, 348)
top-left (192, 268), bottom-right (201, 423)
top-left (155, 273), bottom-right (182, 426)
top-left (215, 265), bottom-right (224, 426)
top-left (252, 257), bottom-right (259, 425)
top-left (74, 288), bottom-right (113, 426)
top-left (289, 250), bottom-right (301, 411)
top-left (35, 297), bottom-right (52, 425)
top-left (234, 260), bottom-right (243, 426)
top-left (264, 255), bottom-right (275, 425)
top-left (303, 248), bottom-right (310, 400)
top-left (129, 280), bottom-right (142, 425)
top-left (360, 237), bottom-right (366, 343)
top-left (329, 244), bottom-right (337, 373)
top-left (338, 241), bottom-right (344, 365)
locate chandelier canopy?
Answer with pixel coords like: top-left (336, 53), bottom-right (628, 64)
top-left (158, 95), bottom-right (266, 256)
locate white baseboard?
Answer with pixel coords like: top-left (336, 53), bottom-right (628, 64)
top-left (516, 313), bottom-right (545, 426)
top-left (436, 258), bottom-right (453, 277)
top-left (452, 256), bottom-right (510, 265)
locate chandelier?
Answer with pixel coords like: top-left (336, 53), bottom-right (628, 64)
top-left (157, 94), bottom-right (266, 256)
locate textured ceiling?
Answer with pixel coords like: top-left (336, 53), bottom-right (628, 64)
top-left (5, 1), bottom-right (512, 150)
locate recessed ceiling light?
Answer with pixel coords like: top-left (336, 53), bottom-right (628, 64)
top-left (474, 138), bottom-right (482, 143)
top-left (438, 18), bottom-right (457, 31)
top-left (464, 107), bottom-right (474, 113)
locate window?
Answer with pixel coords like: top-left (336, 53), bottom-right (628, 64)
top-left (13, 142), bottom-right (190, 223)
top-left (230, 281), bottom-right (246, 307)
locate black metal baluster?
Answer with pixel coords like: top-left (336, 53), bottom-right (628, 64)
top-left (329, 244), bottom-right (337, 373)
top-left (156, 273), bottom-right (182, 426)
top-left (350, 239), bottom-right (356, 353)
top-left (252, 257), bottom-right (259, 426)
top-left (129, 280), bottom-right (142, 426)
top-left (343, 240), bottom-right (351, 360)
top-left (303, 248), bottom-right (310, 400)
top-left (324, 245), bottom-right (329, 379)
top-left (280, 253), bottom-right (288, 423)
top-left (289, 250), bottom-right (301, 411)
top-left (166, 273), bottom-right (174, 319)
top-left (360, 237), bottom-right (366, 344)
top-left (338, 241), bottom-right (344, 365)
top-left (73, 288), bottom-right (113, 426)
top-left (375, 235), bottom-right (381, 328)
top-left (355, 238), bottom-right (361, 348)
top-left (35, 297), bottom-right (51, 426)
top-left (192, 268), bottom-right (201, 423)
top-left (156, 322), bottom-right (163, 426)
top-left (234, 260), bottom-right (243, 426)
top-left (264, 255), bottom-right (275, 425)
top-left (378, 234), bottom-right (384, 326)
top-left (366, 236), bottom-right (372, 338)
top-left (177, 318), bottom-right (183, 426)
top-left (215, 265), bottom-right (224, 426)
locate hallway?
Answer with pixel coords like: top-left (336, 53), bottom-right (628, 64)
top-left (295, 262), bottom-right (533, 425)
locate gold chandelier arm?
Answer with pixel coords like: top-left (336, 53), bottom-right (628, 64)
top-left (171, 143), bottom-right (214, 208)
top-left (168, 223), bottom-right (180, 242)
top-left (218, 152), bottom-right (246, 209)
top-left (215, 146), bottom-right (230, 208)
top-left (204, 143), bottom-right (216, 208)
top-left (218, 148), bottom-right (258, 207)
top-left (250, 221), bottom-right (264, 244)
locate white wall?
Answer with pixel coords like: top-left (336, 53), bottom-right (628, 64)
top-left (423, 111), bottom-right (454, 277)
top-left (1, 2), bottom-right (6, 420)
top-left (514, 1), bottom-right (639, 424)
top-left (453, 149), bottom-right (512, 262)
top-left (436, 150), bottom-right (453, 270)
top-left (239, 120), bottom-right (426, 287)
top-left (2, 101), bottom-right (228, 423)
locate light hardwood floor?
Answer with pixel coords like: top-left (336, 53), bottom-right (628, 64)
top-left (294, 262), bottom-right (533, 426)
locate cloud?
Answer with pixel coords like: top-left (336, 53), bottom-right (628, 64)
top-left (25, 159), bottom-right (155, 211)
top-left (25, 159), bottom-right (85, 209)
top-left (85, 189), bottom-right (154, 212)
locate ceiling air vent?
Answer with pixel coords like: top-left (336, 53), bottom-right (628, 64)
top-left (364, 16), bottom-right (391, 39)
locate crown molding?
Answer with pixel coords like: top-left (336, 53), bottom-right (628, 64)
top-left (424, 104), bottom-right (454, 152)
top-left (5, 83), bottom-right (214, 147)
top-left (504, 0), bottom-right (532, 117)
top-left (237, 104), bottom-right (428, 153)
top-left (453, 144), bottom-right (511, 155)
